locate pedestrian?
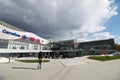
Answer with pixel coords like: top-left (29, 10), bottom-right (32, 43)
top-left (37, 51), bottom-right (43, 69)
top-left (76, 50), bottom-right (81, 57)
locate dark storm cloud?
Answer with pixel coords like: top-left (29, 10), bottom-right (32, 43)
top-left (0, 0), bottom-right (53, 38)
top-left (0, 0), bottom-right (117, 41)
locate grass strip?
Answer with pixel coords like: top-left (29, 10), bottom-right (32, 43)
top-left (17, 59), bottom-right (50, 63)
top-left (88, 56), bottom-right (120, 61)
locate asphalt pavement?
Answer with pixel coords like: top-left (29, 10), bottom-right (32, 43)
top-left (0, 56), bottom-right (120, 80)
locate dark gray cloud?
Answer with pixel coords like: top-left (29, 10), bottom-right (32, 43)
top-left (0, 0), bottom-right (117, 41)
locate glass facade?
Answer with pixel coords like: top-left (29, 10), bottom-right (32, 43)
top-left (0, 39), bottom-right (8, 49)
top-left (5, 40), bottom-right (49, 50)
top-left (78, 39), bottom-right (115, 49)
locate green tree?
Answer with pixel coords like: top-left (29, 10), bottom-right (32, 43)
top-left (114, 44), bottom-right (120, 51)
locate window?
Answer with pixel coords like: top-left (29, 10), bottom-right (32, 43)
top-left (34, 45), bottom-right (38, 50)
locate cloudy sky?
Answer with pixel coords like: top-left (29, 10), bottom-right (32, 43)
top-left (0, 0), bottom-right (120, 43)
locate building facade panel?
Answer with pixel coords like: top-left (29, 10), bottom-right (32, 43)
top-left (0, 21), bottom-right (50, 54)
top-left (78, 39), bottom-right (115, 49)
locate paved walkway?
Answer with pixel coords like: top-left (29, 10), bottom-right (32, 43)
top-left (0, 56), bottom-right (120, 80)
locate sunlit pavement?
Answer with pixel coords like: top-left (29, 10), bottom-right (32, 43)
top-left (0, 56), bottom-right (120, 80)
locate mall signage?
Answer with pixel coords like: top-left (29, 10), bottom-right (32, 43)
top-left (2, 29), bottom-right (41, 43)
top-left (2, 29), bottom-right (21, 37)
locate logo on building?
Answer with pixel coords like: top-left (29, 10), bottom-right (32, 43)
top-left (29, 37), bottom-right (35, 42)
top-left (2, 29), bottom-right (21, 37)
top-left (22, 35), bottom-right (27, 39)
top-left (2, 29), bottom-right (43, 44)
top-left (36, 39), bottom-right (40, 43)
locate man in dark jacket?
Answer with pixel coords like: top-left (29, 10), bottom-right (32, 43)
top-left (37, 51), bottom-right (43, 69)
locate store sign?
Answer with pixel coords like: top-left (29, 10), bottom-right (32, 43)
top-left (2, 29), bottom-right (42, 43)
top-left (2, 29), bottom-right (21, 37)
top-left (29, 37), bottom-right (35, 42)
top-left (36, 39), bottom-right (40, 43)
top-left (22, 35), bottom-right (27, 39)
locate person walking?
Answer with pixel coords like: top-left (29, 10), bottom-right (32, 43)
top-left (37, 51), bottom-right (43, 69)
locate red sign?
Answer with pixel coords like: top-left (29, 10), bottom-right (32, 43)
top-left (36, 39), bottom-right (40, 43)
top-left (29, 37), bottom-right (35, 42)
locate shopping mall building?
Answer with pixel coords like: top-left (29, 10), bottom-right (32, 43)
top-left (0, 21), bottom-right (115, 58)
top-left (0, 21), bottom-right (51, 57)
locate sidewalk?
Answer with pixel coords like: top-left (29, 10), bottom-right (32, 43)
top-left (50, 56), bottom-right (101, 66)
top-left (0, 56), bottom-right (120, 80)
